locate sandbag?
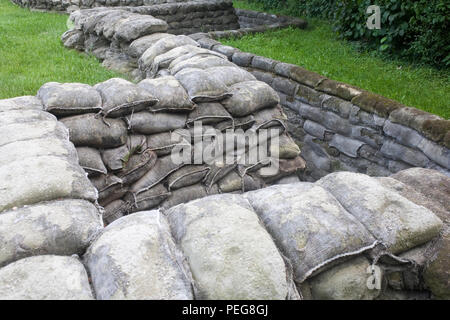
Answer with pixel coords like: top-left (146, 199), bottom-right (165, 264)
top-left (187, 102), bottom-right (233, 126)
top-left (0, 138), bottom-right (78, 167)
top-left (124, 183), bottom-right (170, 213)
top-left (160, 184), bottom-right (211, 209)
top-left (77, 146), bottom-right (107, 175)
top-left (101, 144), bottom-right (129, 171)
top-left (218, 170), bottom-right (265, 193)
top-left (146, 131), bottom-right (191, 156)
top-left (169, 54), bottom-right (235, 75)
top-left (317, 172), bottom-right (444, 254)
top-left (0, 120), bottom-right (68, 147)
top-left (244, 183), bottom-right (378, 282)
top-left (60, 113), bottom-right (127, 148)
top-left (168, 50), bottom-right (228, 73)
top-left (113, 14), bottom-right (168, 43)
top-left (0, 96), bottom-right (43, 112)
top-left (90, 173), bottom-right (126, 206)
top-left (253, 105), bottom-right (287, 130)
top-left (214, 114), bottom-right (256, 131)
top-left (0, 255), bottom-right (93, 300)
top-left (205, 66), bottom-right (256, 86)
top-left (128, 33), bottom-right (172, 58)
top-left (101, 10), bottom-right (134, 40)
top-left (254, 156), bottom-right (306, 183)
top-left (175, 68), bottom-right (231, 103)
top-left (93, 10), bottom-right (128, 37)
top-left (126, 111), bottom-right (187, 135)
top-left (116, 149), bottom-right (158, 186)
top-left (0, 156), bottom-right (97, 213)
top-left (165, 194), bottom-right (297, 299)
top-left (94, 78), bottom-right (158, 117)
top-left (103, 199), bottom-right (130, 225)
top-left (130, 155), bottom-right (185, 194)
top-left (37, 82), bottom-right (102, 116)
top-left (138, 76), bottom-right (194, 112)
top-left (270, 133), bottom-right (301, 159)
top-left (167, 165), bottom-right (210, 190)
top-left (221, 80), bottom-right (280, 117)
top-left (0, 199), bottom-right (102, 268)
top-left (84, 211), bottom-right (194, 300)
top-left (0, 109), bottom-right (56, 126)
top-left (139, 35), bottom-right (198, 71)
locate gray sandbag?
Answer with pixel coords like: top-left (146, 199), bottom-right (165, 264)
top-left (128, 33), bottom-right (172, 58)
top-left (60, 113), bottom-right (127, 148)
top-left (187, 102), bottom-right (233, 126)
top-left (92, 9), bottom-right (128, 36)
top-left (205, 66), bottom-right (256, 86)
top-left (160, 184), bottom-right (210, 209)
top-left (139, 35), bottom-right (198, 71)
top-left (169, 54), bottom-right (235, 75)
top-left (77, 146), bottom-right (107, 175)
top-left (0, 137), bottom-right (78, 167)
top-left (37, 82), bottom-right (102, 116)
top-left (221, 80), bottom-right (280, 117)
top-left (204, 162), bottom-right (237, 189)
top-left (316, 172), bottom-right (444, 254)
top-left (0, 96), bottom-right (43, 112)
top-left (253, 105), bottom-right (288, 130)
top-left (101, 10), bottom-right (134, 40)
top-left (0, 109), bottom-right (56, 126)
top-left (90, 173), bottom-right (126, 206)
top-left (270, 133), bottom-right (301, 159)
top-left (84, 211), bottom-right (194, 300)
top-left (146, 131), bottom-right (191, 156)
top-left (0, 156), bottom-right (97, 213)
top-left (214, 114), bottom-right (255, 131)
top-left (101, 144), bottom-right (129, 171)
top-left (103, 199), bottom-right (130, 225)
top-left (0, 255), bottom-right (94, 300)
top-left (244, 183), bottom-right (378, 282)
top-left (165, 194), bottom-right (298, 299)
top-left (61, 29), bottom-right (85, 51)
top-left (0, 120), bottom-right (68, 147)
top-left (254, 156), bottom-right (306, 183)
top-left (94, 78), bottom-right (158, 118)
top-left (113, 14), bottom-right (168, 43)
top-left (168, 49), bottom-right (228, 72)
top-left (138, 76), bottom-right (194, 112)
top-left (0, 199), bottom-right (102, 267)
top-left (308, 256), bottom-right (381, 300)
top-left (167, 165), bottom-right (210, 190)
top-left (124, 183), bottom-right (170, 213)
top-left (174, 68), bottom-right (231, 103)
top-left (218, 170), bottom-right (264, 193)
top-left (130, 155), bottom-right (185, 194)
top-left (116, 149), bottom-right (158, 186)
top-left (125, 111), bottom-right (187, 135)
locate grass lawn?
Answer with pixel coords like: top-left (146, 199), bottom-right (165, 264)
top-left (0, 0), bottom-right (123, 99)
top-left (225, 1), bottom-right (450, 119)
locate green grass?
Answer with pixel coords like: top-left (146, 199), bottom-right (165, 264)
top-left (226, 1), bottom-right (450, 119)
top-left (0, 0), bottom-right (124, 99)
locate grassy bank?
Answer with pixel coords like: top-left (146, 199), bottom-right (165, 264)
top-left (0, 0), bottom-right (122, 99)
top-left (225, 1), bottom-right (450, 119)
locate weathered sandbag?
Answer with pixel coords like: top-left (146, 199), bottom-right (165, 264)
top-left (82, 9), bottom-right (115, 34)
top-left (218, 170), bottom-right (265, 193)
top-left (130, 155), bottom-right (185, 194)
top-left (90, 173), bottom-right (126, 206)
top-left (124, 183), bottom-right (170, 213)
top-left (214, 114), bottom-right (256, 131)
top-left (204, 162), bottom-right (237, 188)
top-left (61, 29), bottom-right (85, 50)
top-left (0, 120), bottom-right (68, 147)
top-left (205, 66), bottom-right (256, 86)
top-left (0, 156), bottom-right (97, 213)
top-left (308, 256), bottom-right (381, 300)
top-left (187, 102), bottom-right (233, 126)
top-left (37, 82), bottom-right (102, 116)
top-left (169, 54), bottom-right (235, 75)
top-left (113, 14), bottom-right (168, 43)
top-left (146, 131), bottom-right (191, 156)
top-left (253, 105), bottom-right (288, 130)
top-left (128, 33), bottom-right (172, 58)
top-left (168, 50), bottom-right (228, 73)
top-left (165, 194), bottom-right (297, 299)
top-left (92, 9), bottom-right (127, 36)
top-left (271, 133), bottom-right (301, 159)
top-left (101, 10), bottom-right (134, 40)
top-left (0, 137), bottom-right (78, 167)
top-left (139, 35), bottom-right (198, 71)
top-left (160, 184), bottom-right (211, 209)
top-left (0, 200), bottom-right (102, 267)
top-left (138, 76), bottom-right (194, 112)
top-left (125, 111), bottom-right (187, 135)
top-left (316, 172), bottom-right (444, 254)
top-left (117, 150), bottom-right (158, 186)
top-left (77, 146), bottom-right (107, 175)
top-left (84, 211), bottom-right (194, 300)
top-left (94, 78), bottom-right (158, 117)
top-left (174, 68), bottom-right (231, 103)
top-left (0, 255), bottom-right (94, 300)
top-left (103, 199), bottom-right (130, 225)
top-left (244, 183), bottom-right (378, 282)
top-left (167, 165), bottom-right (210, 190)
top-left (0, 108), bottom-right (56, 126)
top-left (101, 144), bottom-right (129, 171)
top-left (60, 113), bottom-right (127, 148)
top-left (0, 96), bottom-right (43, 112)
top-left (252, 156), bottom-right (306, 183)
top-left (221, 80), bottom-right (280, 117)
